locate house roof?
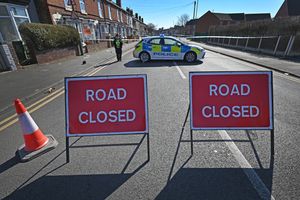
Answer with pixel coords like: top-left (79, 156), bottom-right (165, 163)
top-left (245, 13), bottom-right (271, 21)
top-left (211, 12), bottom-right (271, 22)
top-left (276, 0), bottom-right (300, 17)
top-left (186, 19), bottom-right (198, 26)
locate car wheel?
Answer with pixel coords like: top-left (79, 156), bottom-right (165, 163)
top-left (184, 51), bottom-right (196, 63)
top-left (140, 52), bottom-right (150, 63)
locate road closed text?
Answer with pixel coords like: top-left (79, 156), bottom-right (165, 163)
top-left (66, 75), bottom-right (148, 135)
top-left (78, 88), bottom-right (136, 124)
top-left (201, 83), bottom-right (260, 118)
top-left (190, 72), bottom-right (273, 129)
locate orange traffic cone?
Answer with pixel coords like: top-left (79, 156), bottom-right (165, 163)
top-left (15, 99), bottom-right (58, 162)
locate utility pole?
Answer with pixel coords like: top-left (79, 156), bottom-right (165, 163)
top-left (195, 0), bottom-right (199, 18)
top-left (193, 1), bottom-right (196, 19)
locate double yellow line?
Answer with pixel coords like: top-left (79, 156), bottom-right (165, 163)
top-left (0, 66), bottom-right (106, 132)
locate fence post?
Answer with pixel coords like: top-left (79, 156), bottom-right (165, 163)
top-left (286, 35), bottom-right (295, 57)
top-left (236, 38), bottom-right (239, 47)
top-left (257, 36), bottom-right (263, 51)
top-left (245, 37), bottom-right (249, 50)
top-left (284, 35), bottom-right (294, 57)
top-left (273, 36), bottom-right (281, 56)
top-left (228, 37), bottom-right (231, 46)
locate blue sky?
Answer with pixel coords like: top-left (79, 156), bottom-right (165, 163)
top-left (121, 0), bottom-right (284, 29)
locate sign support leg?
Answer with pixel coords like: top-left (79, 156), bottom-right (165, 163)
top-left (147, 133), bottom-right (150, 161)
top-left (271, 129), bottom-right (274, 157)
top-left (183, 104), bottom-right (193, 155)
top-left (190, 129), bottom-right (194, 155)
top-left (66, 136), bottom-right (70, 163)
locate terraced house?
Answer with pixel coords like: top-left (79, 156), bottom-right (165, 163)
top-left (34, 0), bottom-right (147, 41)
top-left (0, 0), bottom-right (148, 71)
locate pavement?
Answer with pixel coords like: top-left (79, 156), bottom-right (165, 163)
top-left (0, 42), bottom-right (137, 115)
top-left (0, 40), bottom-right (300, 200)
top-left (185, 39), bottom-right (300, 78)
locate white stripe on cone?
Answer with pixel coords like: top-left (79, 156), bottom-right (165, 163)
top-left (18, 111), bottom-right (39, 135)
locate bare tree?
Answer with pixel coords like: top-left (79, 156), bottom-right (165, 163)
top-left (147, 23), bottom-right (157, 35)
top-left (177, 14), bottom-right (190, 26)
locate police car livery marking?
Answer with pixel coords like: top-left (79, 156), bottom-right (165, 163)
top-left (133, 35), bottom-right (206, 62)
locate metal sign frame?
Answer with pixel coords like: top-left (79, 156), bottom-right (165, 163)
top-left (187, 71), bottom-right (274, 159)
top-left (189, 71), bottom-right (273, 130)
top-left (64, 74), bottom-right (149, 163)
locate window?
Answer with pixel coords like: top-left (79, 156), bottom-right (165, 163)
top-left (10, 6), bottom-right (30, 27)
top-left (120, 11), bottom-right (123, 22)
top-left (97, 0), bottom-right (103, 18)
top-left (117, 10), bottom-right (120, 22)
top-left (149, 38), bottom-right (161, 45)
top-left (164, 39), bottom-right (178, 46)
top-left (79, 0), bottom-right (86, 14)
top-left (64, 0), bottom-right (72, 11)
top-left (0, 5), bottom-right (30, 42)
top-left (108, 4), bottom-right (112, 20)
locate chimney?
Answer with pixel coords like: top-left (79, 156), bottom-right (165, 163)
top-left (135, 13), bottom-right (138, 19)
top-left (139, 16), bottom-right (142, 21)
top-left (116, 0), bottom-right (121, 7)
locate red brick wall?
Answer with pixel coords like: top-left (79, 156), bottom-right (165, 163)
top-left (275, 0), bottom-right (288, 18)
top-left (86, 41), bottom-right (109, 53)
top-left (110, 4), bottom-right (118, 22)
top-left (35, 46), bottom-right (77, 64)
top-left (195, 11), bottom-right (220, 34)
top-left (85, 0), bottom-right (99, 18)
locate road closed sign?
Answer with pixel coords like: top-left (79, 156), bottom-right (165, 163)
top-left (189, 71), bottom-right (273, 130)
top-left (65, 75), bottom-right (148, 136)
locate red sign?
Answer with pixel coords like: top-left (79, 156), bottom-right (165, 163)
top-left (65, 75), bottom-right (148, 136)
top-left (190, 71), bottom-right (273, 130)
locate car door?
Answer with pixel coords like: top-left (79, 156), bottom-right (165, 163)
top-left (148, 38), bottom-right (163, 59)
top-left (162, 38), bottom-right (182, 60)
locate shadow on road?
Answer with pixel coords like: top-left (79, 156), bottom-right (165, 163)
top-left (157, 167), bottom-right (273, 200)
top-left (4, 173), bottom-right (132, 200)
top-left (160, 107), bottom-right (274, 200)
top-left (0, 154), bottom-right (19, 174)
top-left (124, 60), bottom-right (203, 68)
top-left (4, 135), bottom-right (149, 200)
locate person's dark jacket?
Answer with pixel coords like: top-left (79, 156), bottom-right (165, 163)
top-left (113, 37), bottom-right (123, 49)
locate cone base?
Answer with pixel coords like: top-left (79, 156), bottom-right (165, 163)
top-left (17, 135), bottom-right (58, 162)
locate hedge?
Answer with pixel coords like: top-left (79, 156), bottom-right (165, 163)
top-left (209, 16), bottom-right (300, 37)
top-left (19, 23), bottom-right (80, 51)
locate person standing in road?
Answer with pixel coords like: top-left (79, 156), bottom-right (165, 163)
top-left (113, 33), bottom-right (123, 62)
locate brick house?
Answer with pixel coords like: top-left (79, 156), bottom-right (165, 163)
top-left (185, 19), bottom-right (198, 36)
top-left (190, 11), bottom-right (271, 35)
top-left (275, 0), bottom-right (300, 18)
top-left (0, 0), bottom-right (40, 71)
top-left (34, 0), bottom-right (147, 42)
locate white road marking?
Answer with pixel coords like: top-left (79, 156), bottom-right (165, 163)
top-left (218, 130), bottom-right (275, 200)
top-left (173, 62), bottom-right (186, 79)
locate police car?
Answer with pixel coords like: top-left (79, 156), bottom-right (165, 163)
top-left (133, 35), bottom-right (205, 63)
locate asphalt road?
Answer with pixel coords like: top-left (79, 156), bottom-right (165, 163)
top-left (0, 48), bottom-right (299, 200)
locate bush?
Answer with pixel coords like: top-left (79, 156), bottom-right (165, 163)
top-left (19, 23), bottom-right (80, 51)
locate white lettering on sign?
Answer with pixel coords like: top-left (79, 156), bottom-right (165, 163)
top-left (201, 105), bottom-right (260, 118)
top-left (78, 88), bottom-right (138, 124)
top-left (209, 84), bottom-right (250, 96)
top-left (86, 88), bottom-right (127, 102)
top-left (78, 109), bottom-right (136, 124)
